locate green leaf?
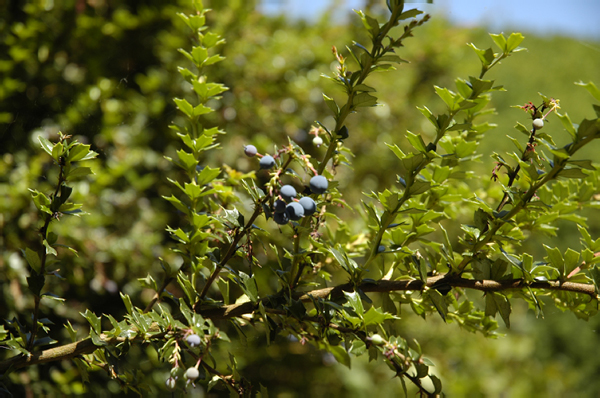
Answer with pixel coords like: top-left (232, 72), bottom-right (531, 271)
top-left (575, 81), bottom-right (600, 102)
top-left (197, 166), bottom-right (221, 185)
top-left (506, 32), bottom-right (525, 52)
top-left (489, 33), bottom-right (506, 52)
top-left (121, 292), bottom-right (134, 314)
top-left (67, 167), bottom-right (94, 180)
top-left (544, 245), bottom-right (564, 276)
top-left (51, 142), bottom-right (64, 161)
top-left (406, 131), bottom-right (427, 153)
top-left (557, 168), bottom-right (588, 179)
top-left (176, 149), bottom-right (198, 172)
top-left (174, 98), bottom-right (194, 118)
top-left (398, 9), bottom-right (423, 20)
top-left (80, 309), bottom-right (102, 334)
top-left (434, 86), bottom-right (459, 110)
top-left (427, 289), bottom-right (447, 322)
top-left (363, 306), bottom-right (398, 326)
top-left (352, 92), bottom-right (378, 108)
top-left (191, 45), bottom-right (208, 65)
top-left (65, 320), bottom-right (78, 342)
top-left (43, 239), bottom-right (58, 256)
top-left (327, 344), bottom-right (351, 368)
top-left (193, 103), bottom-right (213, 116)
top-left (417, 106), bottom-right (438, 128)
top-left (38, 136), bottom-right (54, 156)
top-left (343, 291), bottom-right (364, 317)
top-left (23, 248), bottom-right (41, 273)
top-left (68, 144), bottom-right (93, 162)
top-left (323, 94), bottom-right (339, 117)
top-left (493, 292), bottom-right (511, 327)
top-left (563, 248), bottom-right (580, 277)
top-left (556, 112), bottom-right (577, 140)
top-left (467, 44), bottom-right (494, 68)
top-left (349, 339), bottom-right (366, 356)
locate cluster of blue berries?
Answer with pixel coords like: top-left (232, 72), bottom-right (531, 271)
top-left (273, 175), bottom-right (327, 225)
top-left (244, 145), bottom-right (329, 226)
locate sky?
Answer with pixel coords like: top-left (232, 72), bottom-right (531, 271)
top-left (259, 0), bottom-right (600, 40)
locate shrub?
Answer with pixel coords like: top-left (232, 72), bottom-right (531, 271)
top-left (2, 0), bottom-right (600, 396)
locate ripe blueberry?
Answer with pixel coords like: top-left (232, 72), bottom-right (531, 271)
top-left (280, 185), bottom-right (297, 202)
top-left (274, 199), bottom-right (287, 214)
top-left (186, 334), bottom-right (201, 347)
top-left (309, 175), bottom-right (328, 194)
top-left (274, 211), bottom-right (289, 225)
top-left (185, 367), bottom-right (200, 380)
top-left (244, 145), bottom-right (257, 157)
top-left (298, 197), bottom-right (316, 216)
top-left (259, 155), bottom-right (276, 169)
top-left (286, 202), bottom-right (305, 220)
top-left (532, 118), bottom-right (544, 130)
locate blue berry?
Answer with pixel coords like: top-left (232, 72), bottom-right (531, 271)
top-left (274, 211), bottom-right (289, 225)
top-left (186, 334), bottom-right (201, 347)
top-left (274, 199), bottom-right (286, 214)
top-left (280, 185), bottom-right (297, 202)
top-left (286, 202), bottom-right (305, 220)
top-left (298, 197), bottom-right (316, 216)
top-left (310, 175), bottom-right (328, 194)
top-left (244, 145), bottom-right (257, 157)
top-left (259, 155), bottom-right (275, 169)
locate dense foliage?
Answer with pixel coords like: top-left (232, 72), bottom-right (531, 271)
top-left (2, 0), bottom-right (600, 396)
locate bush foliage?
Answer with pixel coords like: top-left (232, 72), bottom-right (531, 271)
top-left (2, 0), bottom-right (600, 396)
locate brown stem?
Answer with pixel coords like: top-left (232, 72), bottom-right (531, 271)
top-left (28, 159), bottom-right (67, 351)
top-left (197, 155), bottom-right (295, 302)
top-left (3, 275), bottom-right (595, 374)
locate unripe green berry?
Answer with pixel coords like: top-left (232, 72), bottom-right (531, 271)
top-left (185, 367), bottom-right (200, 380)
top-left (532, 118), bottom-right (544, 130)
top-left (370, 334), bottom-right (385, 346)
top-left (313, 136), bottom-right (323, 147)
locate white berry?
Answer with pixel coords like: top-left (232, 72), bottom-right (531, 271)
top-left (313, 136), bottom-right (323, 147)
top-left (532, 118), bottom-right (544, 130)
top-left (185, 367), bottom-right (200, 380)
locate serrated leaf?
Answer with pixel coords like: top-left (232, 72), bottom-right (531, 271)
top-left (343, 291), bottom-right (364, 317)
top-left (80, 309), bottom-right (102, 334)
top-left (406, 131), bottom-right (427, 153)
top-left (174, 98), bottom-right (194, 118)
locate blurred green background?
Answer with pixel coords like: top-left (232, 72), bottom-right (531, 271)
top-left (1, 0), bottom-right (600, 396)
